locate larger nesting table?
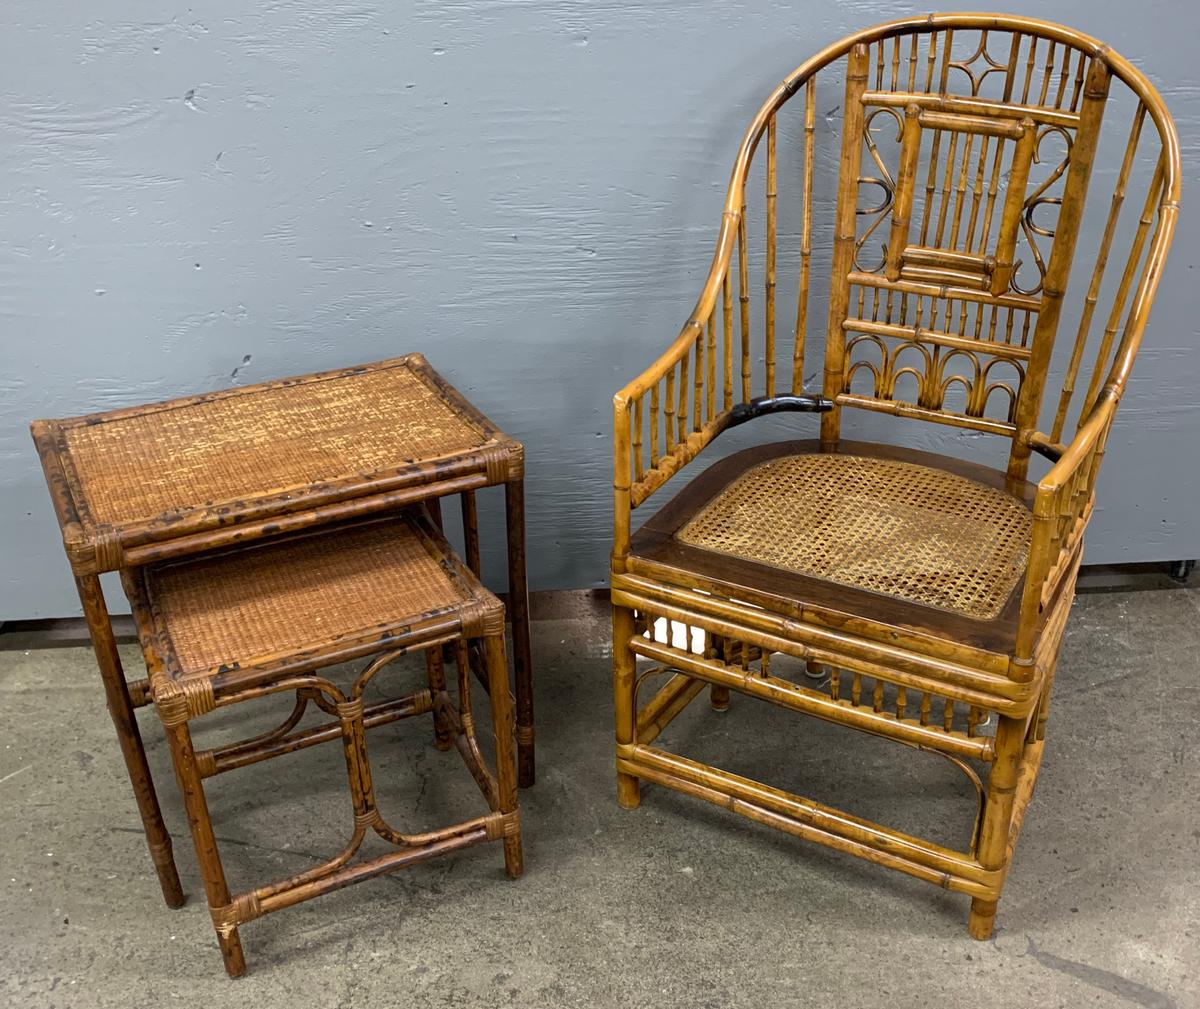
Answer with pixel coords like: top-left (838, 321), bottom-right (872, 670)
top-left (30, 353), bottom-right (534, 911)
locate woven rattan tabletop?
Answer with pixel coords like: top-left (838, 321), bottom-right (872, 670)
top-left (125, 510), bottom-right (501, 687)
top-left (31, 354), bottom-right (523, 574)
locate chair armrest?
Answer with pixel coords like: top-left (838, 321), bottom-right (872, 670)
top-left (1015, 395), bottom-right (1118, 654)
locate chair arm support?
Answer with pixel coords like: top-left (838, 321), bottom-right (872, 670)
top-left (1014, 395), bottom-right (1119, 660)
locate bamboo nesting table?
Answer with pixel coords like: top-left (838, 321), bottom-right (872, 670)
top-left (30, 354), bottom-right (534, 935)
top-left (126, 509), bottom-right (522, 975)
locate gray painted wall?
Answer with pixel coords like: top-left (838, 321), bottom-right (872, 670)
top-left (2, 1), bottom-right (1197, 619)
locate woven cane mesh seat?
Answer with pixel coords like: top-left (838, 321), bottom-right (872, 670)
top-left (139, 514), bottom-right (477, 680)
top-left (63, 363), bottom-right (487, 525)
top-left (676, 454), bottom-right (1031, 620)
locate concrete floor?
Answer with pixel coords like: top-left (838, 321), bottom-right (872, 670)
top-left (1, 590), bottom-right (1197, 1008)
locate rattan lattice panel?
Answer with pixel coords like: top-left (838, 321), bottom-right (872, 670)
top-left (677, 454), bottom-right (1031, 619)
top-left (143, 516), bottom-right (469, 678)
top-left (64, 365), bottom-right (487, 525)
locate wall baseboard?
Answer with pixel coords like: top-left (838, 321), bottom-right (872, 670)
top-left (0, 562), bottom-right (1192, 651)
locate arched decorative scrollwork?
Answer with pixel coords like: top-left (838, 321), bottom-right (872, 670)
top-left (1011, 125), bottom-right (1074, 296)
top-left (854, 106), bottom-right (904, 273)
top-left (844, 333), bottom-right (1024, 424)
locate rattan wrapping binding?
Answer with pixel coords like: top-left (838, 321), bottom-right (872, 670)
top-left (143, 517), bottom-right (468, 678)
top-left (64, 365), bottom-right (487, 525)
top-left (677, 454), bottom-right (1031, 619)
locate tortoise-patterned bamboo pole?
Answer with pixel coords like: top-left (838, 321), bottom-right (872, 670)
top-left (162, 716), bottom-right (246, 976)
top-left (75, 574), bottom-right (185, 909)
top-left (425, 648), bottom-right (454, 751)
top-left (504, 479), bottom-right (536, 788)
top-left (460, 489), bottom-right (481, 576)
top-left (483, 629), bottom-right (524, 878)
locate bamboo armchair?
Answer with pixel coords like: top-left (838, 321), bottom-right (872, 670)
top-left (611, 14), bottom-right (1179, 938)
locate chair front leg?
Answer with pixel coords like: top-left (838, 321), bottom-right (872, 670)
top-left (612, 604), bottom-right (641, 809)
top-left (968, 712), bottom-right (1027, 940)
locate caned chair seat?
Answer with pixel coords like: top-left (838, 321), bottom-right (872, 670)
top-left (629, 441), bottom-right (1036, 654)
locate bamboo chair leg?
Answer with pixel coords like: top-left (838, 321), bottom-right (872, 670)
top-left (76, 575), bottom-right (185, 909)
top-left (612, 605), bottom-right (641, 809)
top-left (707, 633), bottom-right (730, 710)
top-left (424, 648), bottom-right (453, 751)
top-left (709, 685), bottom-right (731, 711)
top-left (162, 717), bottom-right (246, 977)
top-left (504, 479), bottom-right (536, 788)
top-left (483, 631), bottom-right (523, 878)
top-left (968, 712), bottom-right (1026, 940)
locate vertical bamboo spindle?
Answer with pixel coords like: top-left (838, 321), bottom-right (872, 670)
top-left (1051, 106), bottom-right (1145, 441)
top-left (678, 348), bottom-right (690, 445)
top-left (1080, 157), bottom-right (1163, 423)
top-left (723, 268), bottom-right (734, 409)
top-left (989, 120), bottom-right (1037, 296)
top-left (765, 114), bottom-right (777, 397)
top-left (649, 384), bottom-right (660, 467)
top-left (664, 368), bottom-right (676, 454)
top-left (821, 43), bottom-right (870, 446)
top-left (1008, 59), bottom-right (1111, 481)
top-left (632, 396), bottom-right (644, 483)
top-left (738, 203), bottom-right (751, 402)
top-left (885, 104), bottom-right (923, 281)
top-left (706, 312), bottom-right (716, 423)
top-left (793, 78), bottom-right (815, 394)
top-left (613, 396), bottom-right (631, 557)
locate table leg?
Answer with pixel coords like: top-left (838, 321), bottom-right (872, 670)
top-left (75, 574), bottom-right (185, 908)
top-left (162, 717), bottom-right (246, 977)
top-left (503, 479), bottom-right (535, 787)
top-left (484, 630), bottom-right (523, 878)
top-left (460, 490), bottom-right (482, 576)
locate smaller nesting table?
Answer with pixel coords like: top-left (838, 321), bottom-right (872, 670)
top-left (124, 510), bottom-right (522, 976)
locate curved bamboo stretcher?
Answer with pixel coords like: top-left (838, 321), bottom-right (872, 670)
top-left (611, 13), bottom-right (1180, 938)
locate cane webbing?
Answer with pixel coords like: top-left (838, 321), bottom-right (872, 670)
top-left (64, 365), bottom-right (487, 525)
top-left (677, 453), bottom-right (1031, 619)
top-left (143, 517), bottom-right (472, 677)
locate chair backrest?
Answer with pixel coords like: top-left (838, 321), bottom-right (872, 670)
top-left (810, 17), bottom-right (1179, 482)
